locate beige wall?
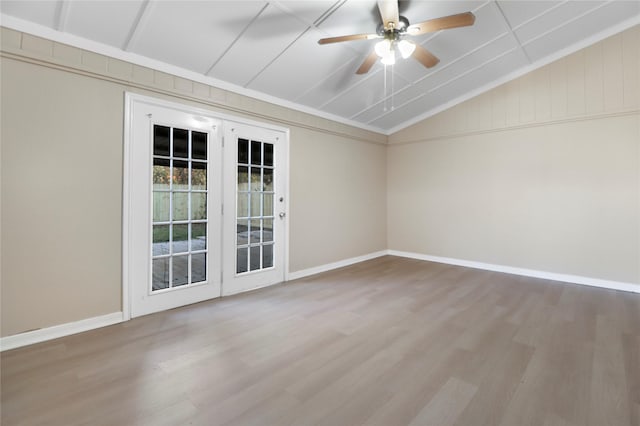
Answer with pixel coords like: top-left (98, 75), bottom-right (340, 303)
top-left (388, 26), bottom-right (640, 285)
top-left (0, 28), bottom-right (387, 337)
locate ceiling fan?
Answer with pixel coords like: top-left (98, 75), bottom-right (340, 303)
top-left (318, 0), bottom-right (475, 74)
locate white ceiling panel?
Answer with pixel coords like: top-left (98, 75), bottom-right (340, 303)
top-left (0, 1), bottom-right (58, 28)
top-left (523, 1), bottom-right (640, 62)
top-left (65, 1), bottom-right (145, 48)
top-left (247, 27), bottom-right (357, 100)
top-left (209, 4), bottom-right (309, 87)
top-left (2, 0), bottom-right (637, 133)
top-left (321, 69), bottom-right (410, 117)
top-left (295, 55), bottom-right (374, 107)
top-left (496, 1), bottom-right (560, 29)
top-left (514, 1), bottom-right (606, 44)
top-left (132, 1), bottom-right (266, 74)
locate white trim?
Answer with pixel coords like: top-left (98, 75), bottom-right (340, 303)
top-left (0, 312), bottom-right (124, 352)
top-left (287, 250), bottom-right (388, 281)
top-left (0, 14), bottom-right (385, 135)
top-left (387, 250), bottom-right (640, 294)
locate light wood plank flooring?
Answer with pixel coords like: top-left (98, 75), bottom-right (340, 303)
top-left (2, 256), bottom-right (639, 426)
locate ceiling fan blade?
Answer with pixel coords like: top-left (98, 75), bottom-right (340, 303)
top-left (377, 0), bottom-right (399, 29)
top-left (356, 51), bottom-right (379, 74)
top-left (412, 45), bottom-right (440, 69)
top-left (407, 12), bottom-right (475, 35)
top-left (318, 33), bottom-right (380, 45)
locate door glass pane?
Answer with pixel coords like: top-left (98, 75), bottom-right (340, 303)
top-left (153, 225), bottom-right (170, 256)
top-left (192, 131), bottom-right (207, 160)
top-left (152, 258), bottom-right (170, 290)
top-left (191, 223), bottom-right (206, 251)
top-left (262, 219), bottom-right (273, 243)
top-left (173, 224), bottom-right (188, 253)
top-left (249, 246), bottom-right (261, 271)
top-left (263, 194), bottom-right (273, 217)
top-left (191, 193), bottom-right (207, 220)
top-left (173, 160), bottom-right (189, 186)
top-left (250, 193), bottom-right (261, 217)
top-left (192, 253), bottom-right (206, 283)
top-left (249, 219), bottom-right (261, 244)
top-left (238, 166), bottom-right (248, 188)
top-left (192, 162), bottom-right (207, 190)
top-left (263, 244), bottom-right (273, 268)
top-left (237, 193), bottom-right (249, 218)
top-left (173, 128), bottom-right (188, 158)
top-left (172, 255), bottom-right (189, 287)
top-left (251, 140), bottom-right (261, 165)
top-left (153, 126), bottom-right (170, 157)
top-left (237, 219), bottom-right (248, 245)
top-left (153, 158), bottom-right (171, 189)
top-left (250, 168), bottom-right (261, 191)
top-left (263, 168), bottom-right (273, 192)
top-left (263, 143), bottom-right (273, 167)
top-left (153, 192), bottom-right (169, 222)
top-left (151, 125), bottom-right (209, 292)
top-left (237, 248), bottom-right (248, 274)
top-left (172, 192), bottom-right (189, 221)
top-left (238, 138), bottom-right (249, 164)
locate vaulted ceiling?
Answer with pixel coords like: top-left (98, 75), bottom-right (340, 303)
top-left (1, 1), bottom-right (639, 133)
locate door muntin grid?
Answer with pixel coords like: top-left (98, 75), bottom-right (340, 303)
top-left (236, 138), bottom-right (274, 274)
top-left (151, 124), bottom-right (209, 292)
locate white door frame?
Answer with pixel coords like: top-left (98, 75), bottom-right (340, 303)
top-left (123, 92), bottom-right (290, 320)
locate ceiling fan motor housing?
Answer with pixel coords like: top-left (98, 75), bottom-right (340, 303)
top-left (377, 15), bottom-right (411, 40)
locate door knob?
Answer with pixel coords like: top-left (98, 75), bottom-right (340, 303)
top-left (279, 212), bottom-right (286, 219)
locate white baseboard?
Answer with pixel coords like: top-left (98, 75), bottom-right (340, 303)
top-left (0, 312), bottom-right (124, 352)
top-left (387, 250), bottom-right (639, 294)
top-left (287, 250), bottom-right (388, 281)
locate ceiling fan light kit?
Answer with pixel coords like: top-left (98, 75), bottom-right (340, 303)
top-left (318, 0), bottom-right (476, 74)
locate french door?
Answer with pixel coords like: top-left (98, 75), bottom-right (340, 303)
top-left (125, 95), bottom-right (287, 318)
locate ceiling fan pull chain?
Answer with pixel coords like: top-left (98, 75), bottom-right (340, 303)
top-left (383, 64), bottom-right (388, 112)
top-left (391, 63), bottom-right (395, 111)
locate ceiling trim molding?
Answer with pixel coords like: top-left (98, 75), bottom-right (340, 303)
top-left (0, 13), bottom-right (386, 136)
top-left (385, 14), bottom-right (640, 135)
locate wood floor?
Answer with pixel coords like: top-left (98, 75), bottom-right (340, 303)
top-left (2, 256), bottom-right (639, 426)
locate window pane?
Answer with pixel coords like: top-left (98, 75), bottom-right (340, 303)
top-left (251, 141), bottom-right (261, 165)
top-left (237, 248), bottom-right (248, 274)
top-left (172, 255), bottom-right (189, 287)
top-left (173, 128), bottom-right (188, 158)
top-left (263, 244), bottom-right (273, 268)
top-left (263, 168), bottom-right (273, 192)
top-left (153, 191), bottom-right (169, 222)
top-left (172, 224), bottom-right (188, 254)
top-left (191, 223), bottom-right (206, 251)
top-left (262, 219), bottom-right (273, 243)
top-left (250, 193), bottom-right (261, 217)
top-left (152, 225), bottom-right (170, 256)
top-left (238, 138), bottom-right (249, 164)
top-left (191, 193), bottom-right (207, 220)
top-left (153, 125), bottom-right (170, 157)
top-left (263, 193), bottom-right (273, 217)
top-left (173, 160), bottom-right (189, 186)
top-left (238, 166), bottom-right (248, 190)
top-left (153, 158), bottom-right (171, 189)
top-left (249, 219), bottom-right (260, 244)
top-left (250, 246), bottom-right (261, 271)
top-left (250, 168), bottom-right (261, 191)
top-left (172, 192), bottom-right (188, 221)
top-left (237, 219), bottom-right (248, 245)
top-left (263, 143), bottom-right (273, 167)
top-left (192, 131), bottom-right (207, 160)
top-left (192, 253), bottom-right (206, 283)
top-left (237, 193), bottom-right (249, 218)
top-left (152, 258), bottom-right (170, 291)
top-left (192, 162), bottom-right (207, 191)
